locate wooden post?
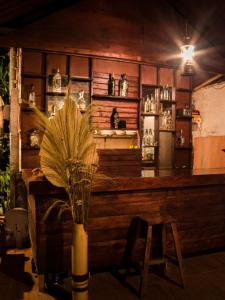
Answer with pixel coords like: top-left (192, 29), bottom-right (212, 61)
top-left (9, 47), bottom-right (22, 207)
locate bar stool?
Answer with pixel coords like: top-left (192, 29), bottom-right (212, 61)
top-left (125, 214), bottom-right (185, 299)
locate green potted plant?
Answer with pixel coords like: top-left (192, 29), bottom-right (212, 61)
top-left (34, 93), bottom-right (99, 300)
top-left (0, 49), bottom-right (10, 213)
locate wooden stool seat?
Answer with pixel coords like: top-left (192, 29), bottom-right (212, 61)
top-left (125, 216), bottom-right (185, 299)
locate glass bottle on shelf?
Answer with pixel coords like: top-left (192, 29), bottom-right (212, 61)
top-left (150, 94), bottom-right (156, 113)
top-left (78, 90), bottom-right (86, 111)
top-left (161, 109), bottom-right (167, 129)
top-left (155, 88), bottom-right (160, 101)
top-left (160, 87), bottom-right (164, 100)
top-left (166, 109), bottom-right (172, 129)
top-left (52, 68), bottom-right (62, 93)
top-left (119, 74), bottom-right (128, 97)
top-left (28, 84), bottom-right (35, 107)
top-left (108, 73), bottom-right (115, 96)
top-left (143, 129), bottom-right (148, 146)
top-left (144, 95), bottom-right (150, 113)
top-left (111, 107), bottom-right (119, 129)
top-left (149, 129), bottom-right (154, 146)
top-left (164, 84), bottom-right (169, 100)
top-left (177, 129), bottom-right (185, 147)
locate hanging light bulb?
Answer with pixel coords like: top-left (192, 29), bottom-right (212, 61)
top-left (180, 21), bottom-right (195, 73)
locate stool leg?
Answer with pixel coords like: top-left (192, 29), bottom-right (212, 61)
top-left (139, 225), bottom-right (152, 299)
top-left (171, 223), bottom-right (185, 288)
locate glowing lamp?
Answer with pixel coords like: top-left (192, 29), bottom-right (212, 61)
top-left (180, 44), bottom-right (195, 61)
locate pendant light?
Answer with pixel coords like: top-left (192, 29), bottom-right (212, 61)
top-left (180, 21), bottom-right (195, 73)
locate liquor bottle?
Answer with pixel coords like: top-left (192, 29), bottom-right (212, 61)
top-left (28, 84), bottom-right (36, 107)
top-left (119, 74), bottom-right (128, 97)
top-left (177, 129), bottom-right (185, 147)
top-left (149, 129), bottom-right (154, 146)
top-left (78, 90), bottom-right (86, 111)
top-left (108, 73), bottom-right (115, 96)
top-left (160, 87), bottom-right (164, 100)
top-left (111, 107), bottom-right (119, 129)
top-left (164, 84), bottom-right (169, 100)
top-left (52, 68), bottom-right (62, 92)
top-left (143, 129), bottom-right (148, 146)
top-left (150, 94), bottom-right (156, 113)
top-left (145, 95), bottom-right (150, 113)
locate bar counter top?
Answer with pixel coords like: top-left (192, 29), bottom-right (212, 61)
top-left (22, 168), bottom-right (225, 195)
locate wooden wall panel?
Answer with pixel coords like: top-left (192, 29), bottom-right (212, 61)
top-left (92, 72), bottom-right (139, 98)
top-left (92, 99), bottom-right (139, 129)
top-left (70, 56), bottom-right (89, 77)
top-left (97, 149), bottom-right (141, 177)
top-left (174, 150), bottom-right (191, 168)
top-left (46, 54), bottom-right (67, 75)
top-left (22, 150), bottom-right (40, 169)
top-left (22, 50), bottom-right (43, 75)
top-left (176, 71), bottom-right (192, 89)
top-left (20, 112), bottom-right (39, 133)
top-left (176, 120), bottom-right (191, 147)
top-left (21, 78), bottom-right (44, 110)
top-left (176, 91), bottom-right (190, 108)
top-left (141, 65), bottom-right (157, 85)
top-left (159, 67), bottom-right (174, 86)
top-left (193, 136), bottom-right (225, 169)
top-left (92, 59), bottom-right (139, 76)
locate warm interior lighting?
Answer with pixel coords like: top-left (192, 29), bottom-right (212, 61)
top-left (180, 20), bottom-right (195, 73)
top-left (180, 44), bottom-right (195, 61)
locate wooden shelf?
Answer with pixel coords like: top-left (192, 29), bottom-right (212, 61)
top-left (22, 73), bottom-right (46, 79)
top-left (159, 129), bottom-right (175, 132)
top-left (70, 76), bottom-right (91, 82)
top-left (142, 145), bottom-right (158, 148)
top-left (141, 112), bottom-right (159, 117)
top-left (46, 92), bottom-right (66, 96)
top-left (176, 116), bottom-right (192, 120)
top-left (92, 94), bottom-right (141, 101)
top-left (160, 99), bottom-right (176, 104)
top-left (175, 146), bottom-right (192, 150)
top-left (22, 145), bottom-right (40, 150)
top-left (176, 88), bottom-right (192, 93)
top-left (94, 134), bottom-right (136, 139)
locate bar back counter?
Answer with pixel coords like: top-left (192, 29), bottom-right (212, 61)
top-left (22, 168), bottom-right (225, 280)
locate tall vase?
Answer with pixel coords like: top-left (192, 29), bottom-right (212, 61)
top-left (71, 223), bottom-right (89, 300)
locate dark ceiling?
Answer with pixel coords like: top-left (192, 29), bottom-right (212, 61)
top-left (0, 0), bottom-right (225, 74)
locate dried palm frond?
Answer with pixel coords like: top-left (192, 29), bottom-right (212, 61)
top-left (33, 93), bottom-right (99, 227)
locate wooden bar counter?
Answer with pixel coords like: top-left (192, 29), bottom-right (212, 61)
top-left (22, 168), bottom-right (225, 277)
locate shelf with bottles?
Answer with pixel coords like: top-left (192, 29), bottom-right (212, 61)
top-left (175, 128), bottom-right (192, 149)
top-left (159, 85), bottom-right (176, 102)
top-left (159, 106), bottom-right (175, 131)
top-left (142, 149), bottom-right (157, 164)
top-left (70, 76), bottom-right (92, 82)
top-left (92, 71), bottom-right (139, 99)
top-left (176, 105), bottom-right (192, 119)
top-left (141, 127), bottom-right (158, 166)
top-left (91, 94), bottom-right (140, 101)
